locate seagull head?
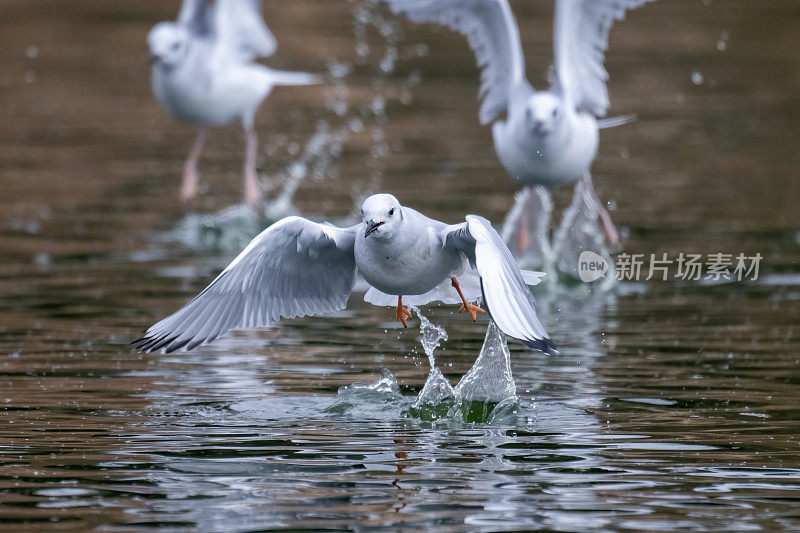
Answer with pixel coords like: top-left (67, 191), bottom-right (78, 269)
top-left (525, 92), bottom-right (563, 136)
top-left (361, 194), bottom-right (403, 240)
top-left (147, 23), bottom-right (190, 67)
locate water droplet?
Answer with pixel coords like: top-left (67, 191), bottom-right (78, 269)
top-left (348, 117), bottom-right (363, 133)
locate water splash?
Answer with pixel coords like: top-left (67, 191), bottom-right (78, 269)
top-left (552, 176), bottom-right (616, 290)
top-left (409, 319), bottom-right (519, 424)
top-left (407, 307), bottom-right (456, 420)
top-left (455, 322), bottom-right (516, 403)
top-left (325, 319), bottom-right (520, 425)
top-left (409, 367), bottom-right (456, 422)
top-left (412, 306), bottom-right (447, 369)
top-left (502, 177), bottom-right (617, 291)
top-left (341, 367), bottom-right (401, 396)
top-left (501, 185), bottom-right (554, 270)
top-left (164, 204), bottom-right (263, 253)
top-left (263, 121), bottom-right (350, 222)
top-left (455, 321), bottom-right (519, 423)
top-left (326, 368), bottom-right (403, 417)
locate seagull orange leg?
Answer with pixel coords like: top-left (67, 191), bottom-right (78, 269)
top-left (396, 295), bottom-right (412, 327)
top-left (450, 277), bottom-right (486, 321)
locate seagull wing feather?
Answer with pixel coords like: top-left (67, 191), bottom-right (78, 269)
top-left (214, 0), bottom-right (277, 62)
top-left (379, 0), bottom-right (525, 124)
top-left (133, 217), bottom-right (358, 353)
top-left (444, 215), bottom-right (553, 352)
top-left (554, 0), bottom-right (654, 116)
top-left (177, 0), bottom-right (215, 37)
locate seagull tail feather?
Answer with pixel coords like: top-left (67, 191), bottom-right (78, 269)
top-left (597, 114), bottom-right (637, 129)
top-left (267, 69), bottom-right (323, 87)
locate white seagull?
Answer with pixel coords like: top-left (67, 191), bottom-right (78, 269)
top-left (148, 0), bottom-right (319, 205)
top-left (132, 194), bottom-right (554, 354)
top-left (376, 0), bottom-right (654, 253)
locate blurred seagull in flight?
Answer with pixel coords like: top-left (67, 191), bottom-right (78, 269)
top-left (148, 0), bottom-right (320, 205)
top-left (133, 193), bottom-right (553, 354)
top-left (376, 0), bottom-right (654, 255)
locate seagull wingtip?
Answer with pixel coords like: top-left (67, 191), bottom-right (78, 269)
top-left (523, 337), bottom-right (557, 355)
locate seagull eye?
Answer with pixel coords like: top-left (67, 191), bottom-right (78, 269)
top-left (388, 208), bottom-right (395, 216)
top-left (552, 108), bottom-right (558, 118)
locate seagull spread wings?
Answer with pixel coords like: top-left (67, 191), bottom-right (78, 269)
top-left (444, 215), bottom-right (554, 353)
top-left (379, 0), bottom-right (525, 125)
top-left (133, 218), bottom-right (358, 354)
top-left (554, 0), bottom-right (654, 116)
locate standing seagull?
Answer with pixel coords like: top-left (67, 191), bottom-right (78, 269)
top-left (376, 0), bottom-right (653, 255)
top-left (132, 194), bottom-right (554, 354)
top-left (148, 0), bottom-right (319, 205)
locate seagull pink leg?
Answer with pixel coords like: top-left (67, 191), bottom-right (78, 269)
top-left (243, 127), bottom-right (260, 206)
top-left (583, 173), bottom-right (620, 248)
top-left (181, 129), bottom-right (206, 202)
top-left (450, 277), bottom-right (485, 321)
top-left (515, 186), bottom-right (534, 255)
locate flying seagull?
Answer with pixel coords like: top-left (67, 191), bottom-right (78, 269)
top-left (375, 0), bottom-right (654, 253)
top-left (132, 194), bottom-right (554, 354)
top-left (148, 0), bottom-right (319, 205)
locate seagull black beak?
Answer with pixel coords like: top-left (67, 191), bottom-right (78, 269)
top-left (364, 220), bottom-right (384, 238)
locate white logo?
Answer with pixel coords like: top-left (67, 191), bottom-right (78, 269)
top-left (578, 251), bottom-right (609, 283)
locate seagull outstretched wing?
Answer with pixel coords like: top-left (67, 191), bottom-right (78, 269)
top-left (554, 0), bottom-right (655, 116)
top-left (177, 0), bottom-right (215, 38)
top-left (133, 217), bottom-right (358, 353)
top-left (214, 0), bottom-right (277, 62)
top-left (444, 215), bottom-right (554, 353)
top-left (378, 0), bottom-right (526, 125)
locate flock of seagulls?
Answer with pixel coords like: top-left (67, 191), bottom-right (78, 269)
top-left (139, 0), bottom-right (656, 354)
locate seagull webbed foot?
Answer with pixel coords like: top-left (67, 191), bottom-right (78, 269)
top-left (396, 295), bottom-right (412, 327)
top-left (458, 302), bottom-right (486, 322)
top-left (450, 276), bottom-right (486, 322)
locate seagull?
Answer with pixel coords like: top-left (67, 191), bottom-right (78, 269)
top-left (148, 0), bottom-right (320, 205)
top-left (132, 194), bottom-right (554, 354)
top-left (375, 0), bottom-right (654, 254)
